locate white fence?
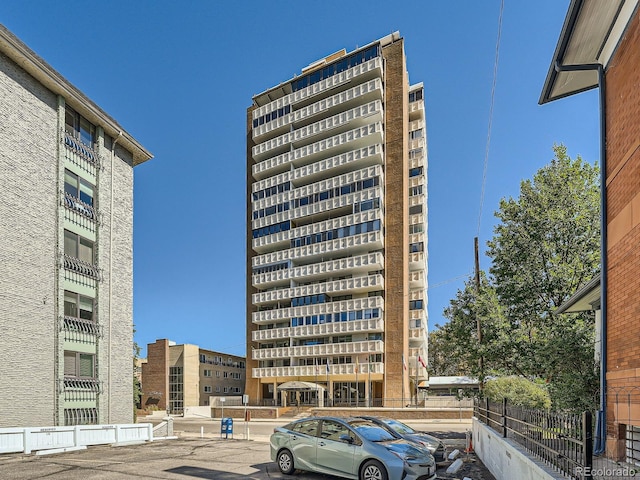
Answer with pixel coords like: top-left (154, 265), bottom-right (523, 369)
top-left (0, 423), bottom-right (153, 455)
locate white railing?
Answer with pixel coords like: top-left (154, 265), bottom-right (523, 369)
top-left (0, 423), bottom-right (153, 455)
top-left (253, 340), bottom-right (384, 360)
top-left (252, 122), bottom-right (383, 180)
top-left (253, 100), bottom-right (383, 160)
top-left (252, 57), bottom-right (382, 120)
top-left (253, 361), bottom-right (384, 378)
top-left (254, 296), bottom-right (384, 323)
top-left (253, 252), bottom-right (383, 287)
top-left (253, 274), bottom-right (384, 305)
top-left (253, 230), bottom-right (383, 267)
top-left (253, 318), bottom-right (384, 341)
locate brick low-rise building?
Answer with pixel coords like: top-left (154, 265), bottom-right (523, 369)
top-left (541, 0), bottom-right (640, 464)
top-left (141, 339), bottom-right (246, 414)
top-left (0, 24), bottom-right (152, 427)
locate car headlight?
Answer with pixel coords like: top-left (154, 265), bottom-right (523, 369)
top-left (389, 450), bottom-right (415, 462)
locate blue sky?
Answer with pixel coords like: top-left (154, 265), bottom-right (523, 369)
top-left (3, 1), bottom-right (599, 358)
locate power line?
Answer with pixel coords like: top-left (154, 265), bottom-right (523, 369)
top-left (477, 0), bottom-right (504, 237)
top-left (429, 272), bottom-right (473, 290)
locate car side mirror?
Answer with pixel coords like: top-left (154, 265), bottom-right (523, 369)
top-left (339, 434), bottom-right (354, 444)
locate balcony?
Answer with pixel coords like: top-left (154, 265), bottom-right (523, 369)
top-left (409, 100), bottom-right (424, 120)
top-left (252, 122), bottom-right (384, 181)
top-left (62, 315), bottom-right (101, 342)
top-left (253, 78), bottom-right (383, 142)
top-left (252, 361), bottom-right (384, 379)
top-left (253, 295), bottom-right (384, 323)
top-left (253, 230), bottom-right (383, 269)
top-left (409, 325), bottom-right (427, 342)
top-left (252, 145), bottom-right (383, 197)
top-left (253, 101), bottom-right (383, 161)
top-left (63, 130), bottom-right (100, 172)
top-left (253, 206), bottom-right (382, 253)
top-left (410, 251), bottom-right (425, 269)
top-left (62, 377), bottom-right (102, 402)
top-left (252, 340), bottom-right (384, 360)
top-left (253, 56), bottom-right (383, 118)
top-left (254, 274), bottom-right (384, 306)
top-left (253, 318), bottom-right (384, 342)
top-left (62, 254), bottom-right (101, 281)
top-left (63, 191), bottom-right (98, 224)
top-left (253, 251), bottom-right (384, 288)
top-left (409, 270), bottom-right (425, 289)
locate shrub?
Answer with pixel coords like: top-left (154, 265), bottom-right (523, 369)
top-left (484, 376), bottom-right (551, 409)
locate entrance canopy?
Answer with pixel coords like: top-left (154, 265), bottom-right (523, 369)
top-left (277, 381), bottom-right (325, 391)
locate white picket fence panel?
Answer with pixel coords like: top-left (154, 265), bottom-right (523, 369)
top-left (0, 423), bottom-right (153, 454)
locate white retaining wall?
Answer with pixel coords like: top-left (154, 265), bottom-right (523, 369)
top-left (472, 418), bottom-right (567, 480)
top-left (0, 423), bottom-right (153, 455)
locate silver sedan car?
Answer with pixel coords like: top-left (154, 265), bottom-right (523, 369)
top-left (270, 416), bottom-right (436, 480)
top-left (357, 416), bottom-right (447, 463)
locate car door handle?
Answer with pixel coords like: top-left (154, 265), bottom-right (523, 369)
top-left (318, 441), bottom-right (326, 447)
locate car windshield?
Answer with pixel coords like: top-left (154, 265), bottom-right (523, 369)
top-left (385, 419), bottom-right (416, 435)
top-left (349, 420), bottom-right (396, 442)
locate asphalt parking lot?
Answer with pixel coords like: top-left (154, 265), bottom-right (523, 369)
top-left (0, 419), bottom-right (495, 480)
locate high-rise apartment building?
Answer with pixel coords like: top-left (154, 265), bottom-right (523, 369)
top-left (246, 32), bottom-right (427, 407)
top-left (0, 25), bottom-right (152, 427)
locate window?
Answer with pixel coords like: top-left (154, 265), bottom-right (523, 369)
top-left (64, 230), bottom-right (94, 264)
top-left (64, 351), bottom-right (95, 378)
top-left (409, 129), bottom-right (423, 140)
top-left (409, 166), bottom-right (424, 178)
top-left (410, 299), bottom-right (424, 310)
top-left (204, 370), bottom-right (212, 377)
top-left (409, 185), bottom-right (423, 196)
top-left (292, 419), bottom-right (320, 436)
top-left (223, 371), bottom-right (229, 378)
top-left (409, 205), bottom-right (423, 215)
top-left (216, 386), bottom-right (221, 393)
top-left (216, 371), bottom-right (221, 377)
top-left (409, 224), bottom-right (423, 234)
top-left (64, 290), bottom-right (94, 321)
top-left (64, 169), bottom-right (95, 206)
top-left (65, 106), bottom-right (96, 147)
top-left (410, 242), bottom-right (424, 253)
top-left (409, 89), bottom-right (423, 102)
top-left (627, 425), bottom-right (640, 466)
top-left (204, 386), bottom-right (212, 393)
top-left (320, 420), bottom-right (351, 442)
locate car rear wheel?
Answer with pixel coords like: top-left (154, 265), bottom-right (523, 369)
top-left (361, 459), bottom-right (388, 480)
top-left (277, 449), bottom-right (295, 475)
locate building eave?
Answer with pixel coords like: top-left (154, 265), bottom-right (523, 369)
top-left (0, 23), bottom-right (153, 166)
top-left (555, 274), bottom-right (601, 314)
top-left (539, 0), bottom-right (636, 105)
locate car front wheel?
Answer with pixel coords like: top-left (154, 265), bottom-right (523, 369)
top-left (277, 449), bottom-right (295, 475)
top-left (361, 459), bottom-right (388, 480)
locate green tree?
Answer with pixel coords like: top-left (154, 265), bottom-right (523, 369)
top-left (133, 340), bottom-right (142, 420)
top-left (433, 145), bottom-right (600, 411)
top-left (486, 144), bottom-right (600, 410)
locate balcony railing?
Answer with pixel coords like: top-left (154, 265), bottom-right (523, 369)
top-left (253, 340), bottom-right (384, 360)
top-left (62, 254), bottom-right (101, 281)
top-left (253, 318), bottom-right (384, 342)
top-left (63, 131), bottom-right (100, 168)
top-left (63, 191), bottom-right (98, 223)
top-left (253, 251), bottom-right (384, 288)
top-left (253, 100), bottom-right (383, 160)
top-left (62, 377), bottom-right (102, 402)
top-left (252, 361), bottom-right (384, 379)
top-left (253, 295), bottom-right (384, 323)
top-left (252, 122), bottom-right (384, 180)
top-left (63, 315), bottom-right (102, 338)
top-left (252, 56), bottom-right (383, 121)
top-left (253, 230), bottom-right (383, 268)
top-left (253, 274), bottom-right (384, 305)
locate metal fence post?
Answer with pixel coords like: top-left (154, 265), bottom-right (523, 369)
top-left (583, 411), bottom-right (593, 480)
top-left (485, 396), bottom-right (489, 425)
top-left (502, 397), bottom-right (508, 438)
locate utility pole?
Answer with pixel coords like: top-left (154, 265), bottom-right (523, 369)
top-left (474, 237), bottom-right (484, 390)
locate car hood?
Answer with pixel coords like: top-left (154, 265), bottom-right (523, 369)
top-left (381, 439), bottom-right (433, 459)
top-left (406, 434), bottom-right (442, 450)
